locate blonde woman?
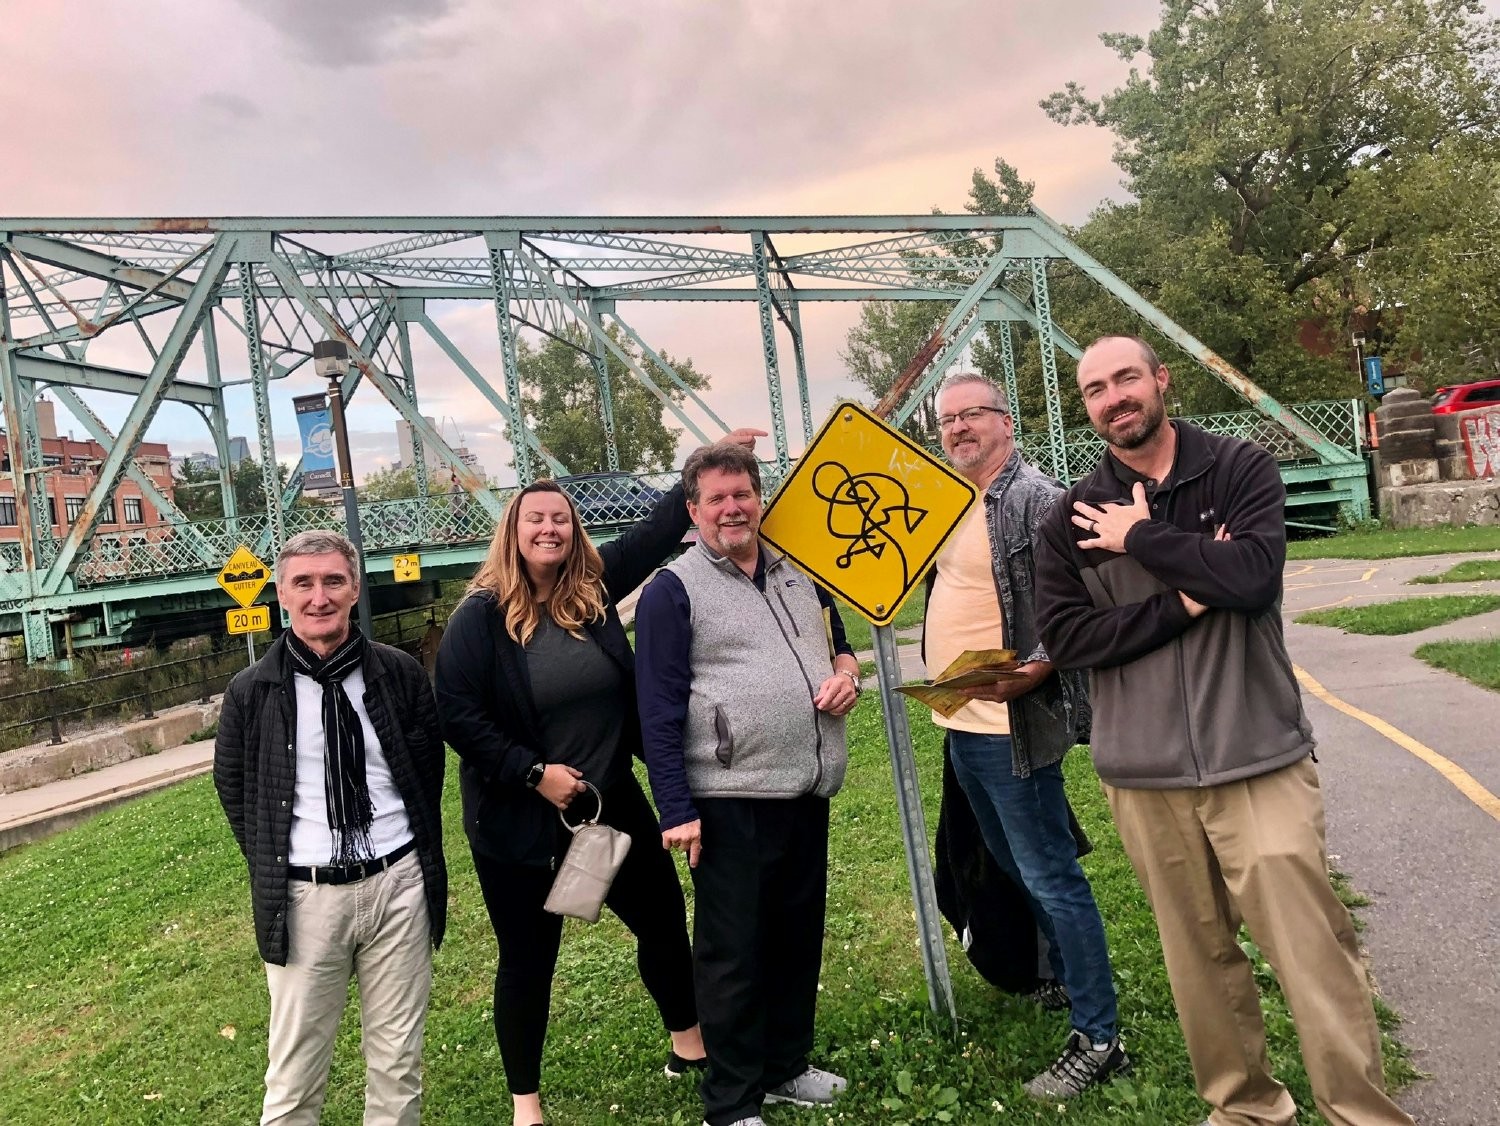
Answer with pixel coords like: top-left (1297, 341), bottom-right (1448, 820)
top-left (435, 432), bottom-right (760, 1126)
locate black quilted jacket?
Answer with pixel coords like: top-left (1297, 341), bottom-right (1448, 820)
top-left (213, 633), bottom-right (447, 965)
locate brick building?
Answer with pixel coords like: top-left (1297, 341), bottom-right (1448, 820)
top-left (0, 398), bottom-right (176, 544)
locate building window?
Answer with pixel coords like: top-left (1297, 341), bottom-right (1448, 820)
top-left (64, 496), bottom-right (84, 522)
top-left (100, 499), bottom-right (116, 524)
top-left (123, 497), bottom-right (144, 524)
top-left (47, 497), bottom-right (57, 524)
top-left (42, 454), bottom-right (63, 467)
top-left (0, 497), bottom-right (14, 526)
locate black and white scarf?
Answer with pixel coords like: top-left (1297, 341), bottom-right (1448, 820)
top-left (286, 628), bottom-right (374, 866)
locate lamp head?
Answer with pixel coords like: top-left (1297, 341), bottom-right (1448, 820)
top-left (313, 339), bottom-right (350, 379)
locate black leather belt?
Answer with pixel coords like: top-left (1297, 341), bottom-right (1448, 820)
top-left (287, 839), bottom-right (416, 886)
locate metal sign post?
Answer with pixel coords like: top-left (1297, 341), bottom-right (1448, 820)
top-left (758, 401), bottom-right (975, 1022)
top-left (872, 621), bottom-right (958, 1024)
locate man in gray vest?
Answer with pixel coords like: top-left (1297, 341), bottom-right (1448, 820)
top-left (636, 440), bottom-right (861, 1126)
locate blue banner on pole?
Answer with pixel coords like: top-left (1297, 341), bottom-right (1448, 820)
top-left (294, 394), bottom-right (338, 494)
top-left (1363, 355), bottom-right (1386, 397)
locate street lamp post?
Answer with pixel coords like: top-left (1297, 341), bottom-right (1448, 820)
top-left (312, 340), bottom-right (374, 639)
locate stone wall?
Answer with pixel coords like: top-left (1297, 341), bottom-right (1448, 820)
top-left (0, 697), bottom-right (221, 793)
top-left (1374, 390), bottom-right (1500, 526)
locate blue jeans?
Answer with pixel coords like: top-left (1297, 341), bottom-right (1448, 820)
top-left (947, 731), bottom-right (1118, 1043)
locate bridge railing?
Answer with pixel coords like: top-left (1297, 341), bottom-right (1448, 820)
top-left (57, 401), bottom-right (1355, 589)
top-left (1023, 398), bottom-right (1364, 482)
top-left (67, 470), bottom-right (697, 587)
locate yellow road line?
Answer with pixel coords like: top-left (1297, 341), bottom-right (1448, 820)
top-left (1295, 666), bottom-right (1500, 823)
top-left (1288, 595), bottom-right (1353, 615)
top-left (1285, 566), bottom-right (1378, 591)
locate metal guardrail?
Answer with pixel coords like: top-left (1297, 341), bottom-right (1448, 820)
top-left (24, 403), bottom-right (1355, 589)
top-left (1025, 399), bottom-right (1364, 483)
top-left (0, 649), bottom-right (243, 751)
top-left (0, 602), bottom-right (457, 750)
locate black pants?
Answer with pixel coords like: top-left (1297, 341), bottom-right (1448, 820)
top-left (692, 795), bottom-right (830, 1126)
top-left (471, 773), bottom-right (698, 1095)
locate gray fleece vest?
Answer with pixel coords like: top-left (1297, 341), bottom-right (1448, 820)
top-left (669, 543), bottom-right (848, 801)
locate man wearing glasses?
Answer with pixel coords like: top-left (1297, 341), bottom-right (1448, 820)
top-left (925, 374), bottom-right (1126, 1100)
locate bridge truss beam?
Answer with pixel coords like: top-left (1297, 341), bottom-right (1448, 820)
top-left (0, 214), bottom-right (1365, 662)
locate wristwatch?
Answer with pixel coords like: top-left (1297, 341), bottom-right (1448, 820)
top-left (525, 761), bottom-right (547, 790)
top-left (840, 669), bottom-right (862, 696)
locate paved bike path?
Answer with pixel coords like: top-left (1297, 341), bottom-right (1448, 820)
top-left (1281, 553), bottom-right (1500, 1126)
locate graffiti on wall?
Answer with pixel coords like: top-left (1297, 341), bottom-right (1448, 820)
top-left (1462, 410), bottom-right (1500, 478)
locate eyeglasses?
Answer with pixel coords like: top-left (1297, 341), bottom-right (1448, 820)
top-left (937, 406), bottom-right (1009, 430)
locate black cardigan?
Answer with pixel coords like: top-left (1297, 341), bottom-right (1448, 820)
top-left (214, 634), bottom-right (447, 965)
top-left (435, 483), bottom-right (692, 867)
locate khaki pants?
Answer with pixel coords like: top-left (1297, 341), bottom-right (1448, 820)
top-left (1106, 759), bottom-right (1412, 1126)
top-left (261, 852), bottom-right (432, 1126)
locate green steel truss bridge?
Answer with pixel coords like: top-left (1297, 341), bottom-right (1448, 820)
top-left (0, 214), bottom-right (1368, 663)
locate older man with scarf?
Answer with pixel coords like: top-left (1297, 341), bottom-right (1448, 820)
top-left (215, 530), bottom-right (446, 1125)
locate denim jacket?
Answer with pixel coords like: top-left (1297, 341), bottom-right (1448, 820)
top-left (925, 450), bottom-right (1090, 777)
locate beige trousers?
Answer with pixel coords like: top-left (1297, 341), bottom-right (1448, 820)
top-left (1105, 759), bottom-right (1412, 1126)
top-left (261, 852), bottom-right (432, 1126)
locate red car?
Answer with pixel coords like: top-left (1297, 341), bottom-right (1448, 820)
top-left (1432, 379), bottom-right (1500, 414)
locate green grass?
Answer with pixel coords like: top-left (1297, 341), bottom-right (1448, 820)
top-left (1295, 594), bottom-right (1500, 634)
top-left (1415, 638), bottom-right (1500, 691)
top-left (0, 702), bottom-right (1411, 1124)
top-left (1408, 559), bottom-right (1500, 585)
top-left (838, 588), bottom-right (928, 653)
top-left (1287, 523), bottom-right (1500, 560)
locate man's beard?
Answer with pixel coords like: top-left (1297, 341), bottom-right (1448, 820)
top-left (946, 435), bottom-right (989, 470)
top-left (1097, 394), bottom-right (1166, 450)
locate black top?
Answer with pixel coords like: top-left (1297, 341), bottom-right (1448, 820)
top-left (525, 611), bottom-right (627, 789)
top-left (435, 481), bottom-right (693, 867)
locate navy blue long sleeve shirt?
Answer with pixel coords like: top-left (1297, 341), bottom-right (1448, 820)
top-left (635, 549), bottom-right (854, 830)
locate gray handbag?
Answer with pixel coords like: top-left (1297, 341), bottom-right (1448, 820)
top-left (542, 782), bottom-right (633, 923)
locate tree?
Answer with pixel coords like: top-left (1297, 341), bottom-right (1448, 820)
top-left (1367, 138), bottom-right (1500, 382)
top-left (1041, 0), bottom-right (1500, 400)
top-left (171, 458), bottom-right (226, 521)
top-left (840, 159), bottom-right (1038, 437)
top-left (171, 456), bottom-right (295, 521)
top-left (359, 464), bottom-right (423, 502)
top-left (517, 324), bottom-right (711, 474)
top-left (840, 298), bottom-right (946, 433)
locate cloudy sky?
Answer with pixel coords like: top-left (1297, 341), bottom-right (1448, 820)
top-left (3, 0), bottom-right (1160, 481)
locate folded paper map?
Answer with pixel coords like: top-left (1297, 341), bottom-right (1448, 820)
top-left (894, 648), bottom-right (1026, 719)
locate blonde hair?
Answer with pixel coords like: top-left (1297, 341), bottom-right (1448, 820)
top-left (468, 481), bottom-right (607, 646)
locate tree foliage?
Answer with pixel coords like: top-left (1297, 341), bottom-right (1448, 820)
top-left (172, 457), bottom-right (291, 521)
top-left (1043, 0), bottom-right (1500, 394)
top-left (517, 324), bottom-right (711, 474)
top-left (1366, 137), bottom-right (1500, 379)
top-left (358, 464), bottom-right (424, 502)
top-left (839, 159), bottom-right (1041, 437)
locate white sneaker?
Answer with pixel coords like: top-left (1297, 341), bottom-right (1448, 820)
top-left (763, 1066), bottom-right (848, 1106)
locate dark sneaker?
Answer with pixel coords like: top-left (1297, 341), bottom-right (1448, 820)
top-left (665, 1050), bottom-right (709, 1079)
top-left (702, 1119), bottom-right (765, 1126)
top-left (1022, 1030), bottom-right (1130, 1100)
top-left (763, 1066), bottom-right (848, 1106)
top-left (1026, 979), bottom-right (1071, 1012)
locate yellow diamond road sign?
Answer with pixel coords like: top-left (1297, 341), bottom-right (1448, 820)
top-left (226, 605), bottom-right (271, 636)
top-left (393, 553), bottom-right (421, 583)
top-left (217, 544), bottom-right (270, 609)
top-left (759, 400), bottom-right (977, 626)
